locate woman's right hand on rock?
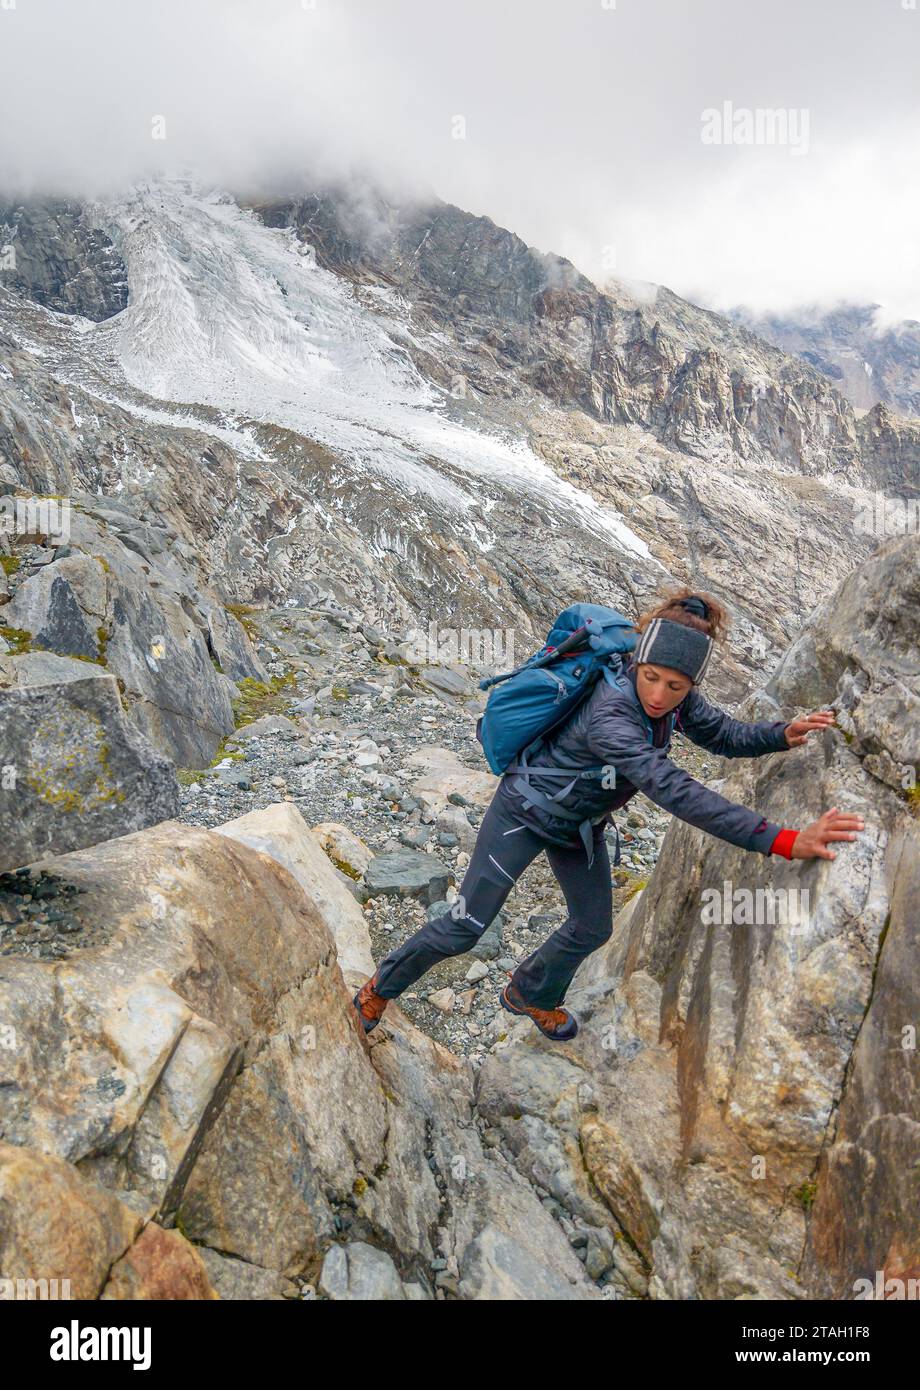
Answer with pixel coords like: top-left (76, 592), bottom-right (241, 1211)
top-left (792, 807), bottom-right (865, 860)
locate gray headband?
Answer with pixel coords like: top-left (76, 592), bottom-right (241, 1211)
top-left (634, 617), bottom-right (713, 684)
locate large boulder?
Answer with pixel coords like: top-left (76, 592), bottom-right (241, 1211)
top-left (0, 810), bottom-right (599, 1299)
top-left (0, 1142), bottom-right (217, 1300)
top-left (0, 674), bottom-right (179, 873)
top-left (0, 818), bottom-right (389, 1280)
top-left (215, 801), bottom-right (375, 986)
top-left (364, 849), bottom-right (452, 905)
top-left (2, 506), bottom-right (259, 766)
top-left (477, 533), bottom-right (920, 1300)
top-left (763, 533), bottom-right (920, 1298)
top-left (0, 650), bottom-right (112, 690)
top-left (405, 744), bottom-right (497, 819)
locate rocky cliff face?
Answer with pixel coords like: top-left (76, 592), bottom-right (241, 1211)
top-left (0, 200), bottom-right (128, 322)
top-left (1, 493), bottom-right (265, 766)
top-left (856, 403), bottom-right (920, 498)
top-left (731, 303), bottom-right (920, 420)
top-left (254, 189), bottom-right (867, 473)
top-left (479, 531), bottom-right (920, 1299)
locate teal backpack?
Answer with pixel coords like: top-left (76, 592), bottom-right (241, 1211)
top-left (474, 603), bottom-right (638, 775)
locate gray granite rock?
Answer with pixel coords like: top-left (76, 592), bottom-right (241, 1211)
top-left (207, 607), bottom-right (268, 683)
top-left (197, 1247), bottom-right (290, 1301)
top-left (457, 1224), bottom-right (590, 1300)
top-left (319, 1242), bottom-right (406, 1301)
top-left (364, 849), bottom-right (452, 905)
top-left (0, 674), bottom-right (179, 872)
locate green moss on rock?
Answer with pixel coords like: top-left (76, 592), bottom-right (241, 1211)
top-left (25, 713), bottom-right (127, 814)
top-left (0, 625), bottom-right (33, 655)
top-left (232, 672), bottom-right (296, 727)
top-left (226, 602), bottom-right (260, 642)
top-left (794, 1179), bottom-right (817, 1211)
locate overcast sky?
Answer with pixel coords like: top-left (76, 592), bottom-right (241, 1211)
top-left (1, 0), bottom-right (918, 320)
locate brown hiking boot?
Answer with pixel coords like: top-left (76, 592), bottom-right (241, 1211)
top-left (500, 980), bottom-right (578, 1040)
top-left (353, 974), bottom-right (389, 1034)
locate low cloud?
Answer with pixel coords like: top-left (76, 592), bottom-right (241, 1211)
top-left (0, 0), bottom-right (917, 320)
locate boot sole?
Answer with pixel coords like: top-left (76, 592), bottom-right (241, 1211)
top-left (500, 986), bottom-right (578, 1040)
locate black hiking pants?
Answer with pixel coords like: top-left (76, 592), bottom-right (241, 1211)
top-left (372, 779), bottom-right (613, 1010)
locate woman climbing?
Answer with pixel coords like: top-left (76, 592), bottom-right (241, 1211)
top-left (352, 589), bottom-right (864, 1042)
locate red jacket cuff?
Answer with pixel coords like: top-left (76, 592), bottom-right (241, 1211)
top-left (770, 828), bottom-right (799, 859)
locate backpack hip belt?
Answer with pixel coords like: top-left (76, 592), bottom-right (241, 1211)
top-left (504, 743), bottom-right (621, 869)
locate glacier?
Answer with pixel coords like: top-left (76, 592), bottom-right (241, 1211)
top-left (71, 179), bottom-right (654, 562)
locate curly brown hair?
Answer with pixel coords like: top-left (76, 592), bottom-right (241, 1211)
top-left (633, 587), bottom-right (729, 644)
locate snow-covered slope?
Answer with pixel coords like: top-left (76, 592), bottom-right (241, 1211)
top-left (91, 181), bottom-right (650, 560)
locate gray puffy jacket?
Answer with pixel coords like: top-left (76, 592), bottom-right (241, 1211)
top-left (503, 660), bottom-right (791, 864)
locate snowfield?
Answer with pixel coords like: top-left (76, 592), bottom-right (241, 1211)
top-left (79, 180), bottom-right (653, 561)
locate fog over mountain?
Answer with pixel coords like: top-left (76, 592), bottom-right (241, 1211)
top-left (729, 301), bottom-right (920, 419)
top-left (1, 0), bottom-right (918, 320)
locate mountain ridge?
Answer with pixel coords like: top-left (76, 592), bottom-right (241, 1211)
top-left (728, 301), bottom-right (920, 419)
top-left (1, 178), bottom-right (918, 702)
